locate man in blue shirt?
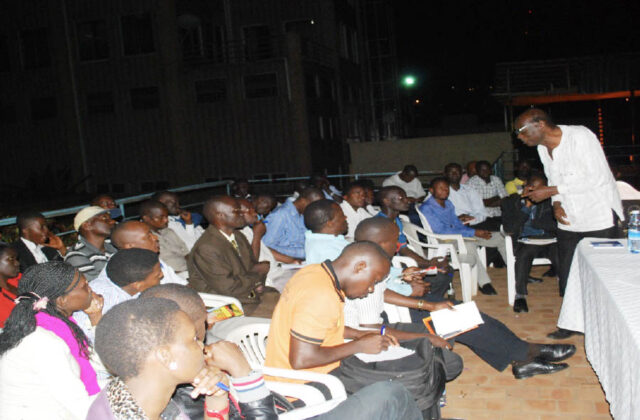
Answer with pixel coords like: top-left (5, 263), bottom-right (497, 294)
top-left (262, 187), bottom-right (324, 262)
top-left (419, 177), bottom-right (508, 295)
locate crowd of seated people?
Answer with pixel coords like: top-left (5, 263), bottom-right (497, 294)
top-left (0, 163), bottom-right (579, 419)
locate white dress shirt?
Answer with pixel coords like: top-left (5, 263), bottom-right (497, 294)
top-left (167, 215), bottom-right (204, 250)
top-left (382, 173), bottom-right (426, 198)
top-left (339, 201), bottom-right (373, 241)
top-left (21, 237), bottom-right (49, 263)
top-left (447, 184), bottom-right (488, 225)
top-left (538, 125), bottom-right (623, 232)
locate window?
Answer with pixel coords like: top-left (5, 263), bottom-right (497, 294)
top-left (130, 87), bottom-right (159, 109)
top-left (121, 14), bottom-right (154, 55)
top-left (195, 79), bottom-right (226, 103)
top-left (318, 116), bottom-right (324, 139)
top-left (0, 34), bottom-right (10, 72)
top-left (77, 20), bottom-right (109, 61)
top-left (243, 25), bottom-right (273, 61)
top-left (244, 73), bottom-right (277, 98)
top-left (30, 97), bottom-right (57, 120)
top-left (87, 91), bottom-right (114, 114)
top-left (20, 28), bottom-right (51, 69)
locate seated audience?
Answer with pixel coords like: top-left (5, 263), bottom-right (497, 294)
top-left (253, 194), bottom-right (277, 219)
top-left (352, 217), bottom-right (576, 379)
top-left (502, 172), bottom-right (559, 313)
top-left (460, 160), bottom-right (477, 184)
top-left (140, 200), bottom-right (189, 278)
top-left (188, 196), bottom-right (279, 315)
top-left (65, 206), bottom-right (117, 281)
top-left (340, 182), bottom-right (373, 240)
top-left (382, 165), bottom-right (426, 203)
top-left (311, 173), bottom-right (343, 202)
top-left (376, 186), bottom-right (450, 272)
top-left (153, 190), bottom-right (204, 250)
top-left (262, 187), bottom-right (324, 262)
top-left (232, 178), bottom-right (252, 200)
top-left (0, 262), bottom-right (103, 419)
top-left (359, 179), bottom-right (379, 215)
top-left (288, 180), bottom-right (309, 202)
top-left (12, 210), bottom-right (66, 272)
top-left (419, 178), bottom-right (507, 295)
top-left (89, 298), bottom-right (231, 420)
top-left (505, 159), bottom-right (533, 196)
top-left (109, 220), bottom-right (187, 285)
top-left (0, 243), bottom-right (20, 328)
top-left (466, 160), bottom-right (508, 224)
top-left (91, 194), bottom-right (122, 219)
top-left (444, 162), bottom-right (487, 226)
top-left (238, 198), bottom-right (294, 292)
top-left (73, 248), bottom-right (162, 342)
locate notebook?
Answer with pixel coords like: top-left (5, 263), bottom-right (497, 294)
top-left (427, 301), bottom-right (484, 339)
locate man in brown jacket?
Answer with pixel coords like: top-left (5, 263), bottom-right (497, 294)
top-left (188, 195), bottom-right (279, 316)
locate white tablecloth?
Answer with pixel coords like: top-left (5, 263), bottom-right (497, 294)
top-left (557, 239), bottom-right (640, 420)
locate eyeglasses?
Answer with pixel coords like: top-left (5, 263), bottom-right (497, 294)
top-left (514, 122), bottom-right (535, 135)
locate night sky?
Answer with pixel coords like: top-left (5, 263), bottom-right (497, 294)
top-left (393, 0), bottom-right (640, 124)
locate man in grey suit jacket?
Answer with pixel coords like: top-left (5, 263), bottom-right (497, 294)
top-left (188, 196), bottom-right (279, 316)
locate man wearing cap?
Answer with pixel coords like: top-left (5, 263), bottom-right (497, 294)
top-left (64, 206), bottom-right (117, 281)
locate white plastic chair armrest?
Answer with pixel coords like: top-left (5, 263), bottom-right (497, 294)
top-left (198, 293), bottom-right (244, 312)
top-left (262, 367), bottom-right (347, 401)
top-left (391, 256), bottom-right (418, 268)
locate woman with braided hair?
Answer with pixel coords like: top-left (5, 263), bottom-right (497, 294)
top-left (0, 261), bottom-right (105, 419)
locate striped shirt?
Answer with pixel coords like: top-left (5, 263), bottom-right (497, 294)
top-left (466, 175), bottom-right (508, 217)
top-left (64, 236), bottom-right (117, 281)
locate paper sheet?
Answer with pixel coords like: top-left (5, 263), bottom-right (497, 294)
top-left (355, 346), bottom-right (415, 363)
top-left (430, 301), bottom-right (484, 339)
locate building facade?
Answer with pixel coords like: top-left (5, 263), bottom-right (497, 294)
top-left (0, 0), bottom-right (381, 194)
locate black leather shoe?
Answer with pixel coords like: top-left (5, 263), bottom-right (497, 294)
top-left (512, 358), bottom-right (569, 379)
top-left (514, 298), bottom-right (529, 313)
top-left (536, 344), bottom-right (576, 362)
top-left (546, 328), bottom-right (579, 340)
top-left (479, 284), bottom-right (498, 295)
top-left (527, 276), bottom-right (543, 284)
top-left (542, 267), bottom-right (556, 277)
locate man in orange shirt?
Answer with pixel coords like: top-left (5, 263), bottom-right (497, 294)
top-left (265, 242), bottom-right (395, 376)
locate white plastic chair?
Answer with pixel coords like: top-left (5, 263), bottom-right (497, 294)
top-left (224, 322), bottom-right (347, 419)
top-left (502, 226), bottom-right (554, 306)
top-left (382, 256), bottom-right (417, 323)
top-left (198, 293), bottom-right (244, 312)
top-left (400, 215), bottom-right (477, 302)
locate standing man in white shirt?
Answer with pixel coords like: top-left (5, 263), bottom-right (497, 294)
top-left (339, 182), bottom-right (374, 241)
top-left (515, 108), bottom-right (623, 339)
top-left (382, 165), bottom-right (426, 203)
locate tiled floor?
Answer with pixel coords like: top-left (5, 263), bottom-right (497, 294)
top-left (441, 266), bottom-right (611, 420)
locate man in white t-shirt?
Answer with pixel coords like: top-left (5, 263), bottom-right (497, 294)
top-left (515, 108), bottom-right (623, 339)
top-left (382, 165), bottom-right (426, 203)
top-left (339, 182), bottom-right (374, 241)
top-left (443, 162), bottom-right (487, 226)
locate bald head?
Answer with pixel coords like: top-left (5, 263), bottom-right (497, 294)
top-left (111, 220), bottom-right (160, 253)
top-left (515, 108), bottom-right (555, 128)
top-left (514, 108), bottom-right (558, 147)
top-left (333, 241), bottom-right (391, 299)
top-left (203, 195), bottom-right (244, 229)
top-left (354, 217), bottom-right (399, 258)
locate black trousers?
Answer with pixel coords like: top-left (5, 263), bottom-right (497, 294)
top-left (556, 226), bottom-right (617, 296)
top-left (515, 242), bottom-right (559, 296)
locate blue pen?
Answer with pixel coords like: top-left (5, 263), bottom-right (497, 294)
top-left (380, 326), bottom-right (386, 336)
top-left (217, 382), bottom-right (230, 392)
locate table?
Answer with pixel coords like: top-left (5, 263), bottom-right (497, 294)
top-left (557, 239), bottom-right (640, 419)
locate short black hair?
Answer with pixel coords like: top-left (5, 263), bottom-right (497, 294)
top-left (304, 199), bottom-right (338, 232)
top-left (139, 199), bottom-right (167, 218)
top-left (402, 165), bottom-right (418, 174)
top-left (444, 162), bottom-right (462, 173)
top-left (300, 186), bottom-right (324, 201)
top-left (95, 298), bottom-right (181, 380)
top-left (140, 284), bottom-right (205, 321)
top-left (526, 170), bottom-right (547, 185)
top-left (106, 248), bottom-right (159, 287)
top-left (150, 190), bottom-right (175, 201)
top-left (476, 160), bottom-right (491, 170)
top-left (344, 181), bottom-right (366, 195)
top-left (16, 210), bottom-right (45, 234)
top-left (377, 185), bottom-right (404, 204)
top-left (354, 217), bottom-right (396, 242)
top-left (337, 241), bottom-right (390, 264)
top-left (430, 177), bottom-right (449, 188)
top-left (358, 179), bottom-right (375, 190)
top-left (90, 194), bottom-right (114, 206)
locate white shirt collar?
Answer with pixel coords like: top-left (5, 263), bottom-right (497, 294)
top-left (219, 229), bottom-right (236, 243)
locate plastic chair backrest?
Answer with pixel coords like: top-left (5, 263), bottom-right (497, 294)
top-left (224, 322), bottom-right (271, 369)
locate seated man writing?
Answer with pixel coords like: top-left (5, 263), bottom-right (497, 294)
top-left (502, 172), bottom-right (559, 313)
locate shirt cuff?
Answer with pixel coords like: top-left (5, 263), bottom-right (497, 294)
top-left (230, 370), bottom-right (270, 403)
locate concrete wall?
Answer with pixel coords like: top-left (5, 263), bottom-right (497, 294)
top-left (348, 131), bottom-right (514, 180)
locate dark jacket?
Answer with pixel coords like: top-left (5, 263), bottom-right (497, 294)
top-left (501, 196), bottom-right (557, 239)
top-left (187, 226), bottom-right (265, 304)
top-left (12, 238), bottom-right (62, 273)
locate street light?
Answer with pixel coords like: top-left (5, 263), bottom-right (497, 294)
top-left (402, 75), bottom-right (416, 87)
